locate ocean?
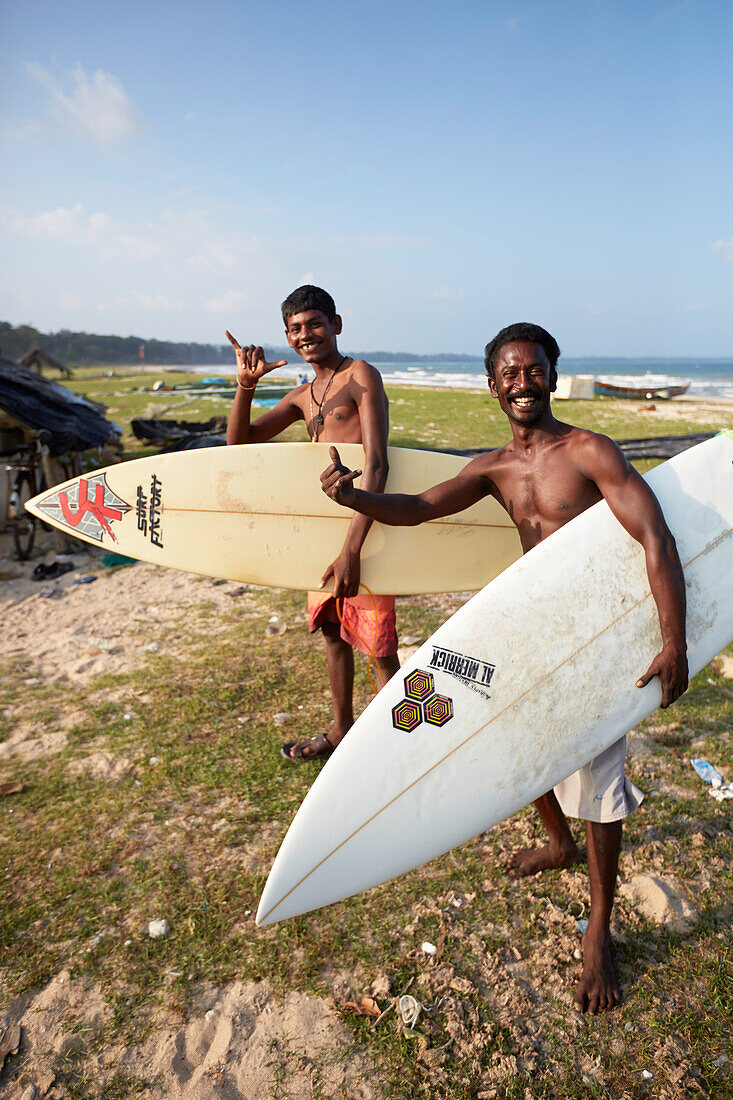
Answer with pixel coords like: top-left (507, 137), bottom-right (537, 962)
top-left (361, 359), bottom-right (733, 400)
top-left (194, 359), bottom-right (733, 399)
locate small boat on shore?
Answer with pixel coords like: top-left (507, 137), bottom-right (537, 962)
top-left (594, 380), bottom-right (690, 400)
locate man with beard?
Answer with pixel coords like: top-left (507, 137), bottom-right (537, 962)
top-left (319, 321), bottom-right (688, 1014)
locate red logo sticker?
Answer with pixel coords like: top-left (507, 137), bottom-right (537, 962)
top-left (37, 474), bottom-right (131, 544)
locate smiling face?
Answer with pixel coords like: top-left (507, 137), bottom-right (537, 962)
top-left (284, 309), bottom-right (342, 366)
top-left (488, 340), bottom-right (557, 426)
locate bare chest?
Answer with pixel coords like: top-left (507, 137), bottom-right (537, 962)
top-left (492, 455), bottom-right (601, 548)
top-left (296, 380), bottom-right (362, 442)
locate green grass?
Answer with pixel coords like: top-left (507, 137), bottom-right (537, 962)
top-left (1, 372), bottom-right (731, 1097)
top-left (61, 364), bottom-right (311, 454)
top-left (2, 591), bottom-right (731, 1096)
top-left (61, 363), bottom-right (732, 457)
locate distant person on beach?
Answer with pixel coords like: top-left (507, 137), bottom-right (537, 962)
top-left (320, 321), bottom-right (688, 1014)
top-left (226, 285), bottom-right (400, 760)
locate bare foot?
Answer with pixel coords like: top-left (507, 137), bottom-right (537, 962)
top-left (573, 930), bottom-right (622, 1015)
top-left (507, 839), bottom-right (580, 878)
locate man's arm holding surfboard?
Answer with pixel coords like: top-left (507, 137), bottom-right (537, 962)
top-left (225, 332), bottom-right (300, 444)
top-left (321, 445), bottom-right (493, 525)
top-left (571, 433), bottom-right (688, 708)
top-left (322, 441), bottom-right (688, 707)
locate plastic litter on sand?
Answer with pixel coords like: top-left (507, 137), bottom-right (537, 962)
top-left (690, 758), bottom-right (733, 801)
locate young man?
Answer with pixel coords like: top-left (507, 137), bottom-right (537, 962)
top-left (226, 285), bottom-right (400, 760)
top-left (320, 321), bottom-right (688, 1014)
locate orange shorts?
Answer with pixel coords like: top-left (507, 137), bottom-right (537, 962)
top-left (307, 591), bottom-right (398, 658)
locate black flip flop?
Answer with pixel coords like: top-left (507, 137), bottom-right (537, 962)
top-left (32, 561), bottom-right (74, 581)
top-left (281, 734), bottom-right (335, 762)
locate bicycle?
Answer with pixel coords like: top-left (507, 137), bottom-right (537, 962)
top-left (3, 431), bottom-right (120, 560)
top-left (4, 443), bottom-right (47, 560)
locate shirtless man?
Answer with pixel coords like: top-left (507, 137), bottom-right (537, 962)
top-left (320, 321), bottom-right (688, 1013)
top-left (226, 285), bottom-right (400, 760)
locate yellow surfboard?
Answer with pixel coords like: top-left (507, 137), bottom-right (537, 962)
top-left (25, 443), bottom-right (521, 594)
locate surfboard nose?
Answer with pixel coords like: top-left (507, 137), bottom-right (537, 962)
top-left (255, 889), bottom-right (279, 927)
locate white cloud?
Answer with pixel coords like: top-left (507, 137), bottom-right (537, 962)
top-left (1, 202), bottom-right (162, 259)
top-left (1, 202), bottom-right (87, 240)
top-left (429, 286), bottom-right (465, 302)
top-left (134, 293), bottom-right (184, 311)
top-left (26, 205), bottom-right (80, 239)
top-left (187, 242), bottom-right (236, 269)
top-left (712, 237), bottom-right (733, 262)
top-left (205, 290), bottom-right (251, 315)
top-left (60, 292), bottom-right (83, 309)
top-left (89, 212), bottom-right (110, 234)
top-left (26, 61), bottom-right (143, 144)
top-left (96, 292), bottom-right (182, 312)
top-left (0, 205), bottom-right (438, 344)
top-left (114, 233), bottom-right (163, 261)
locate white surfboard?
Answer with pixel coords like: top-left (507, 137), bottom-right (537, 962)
top-left (257, 433), bottom-right (733, 926)
top-left (24, 443), bottom-right (520, 595)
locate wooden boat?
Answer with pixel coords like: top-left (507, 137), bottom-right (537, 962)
top-left (594, 380), bottom-right (690, 400)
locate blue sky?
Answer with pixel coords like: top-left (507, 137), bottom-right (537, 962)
top-left (1, 0), bottom-right (731, 356)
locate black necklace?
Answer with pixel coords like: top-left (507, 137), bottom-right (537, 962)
top-left (310, 355), bottom-right (347, 437)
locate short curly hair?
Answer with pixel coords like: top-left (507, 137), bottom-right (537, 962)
top-left (281, 285), bottom-right (337, 324)
top-left (484, 323), bottom-right (560, 381)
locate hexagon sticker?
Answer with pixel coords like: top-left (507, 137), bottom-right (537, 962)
top-left (403, 669), bottom-right (435, 702)
top-left (424, 693), bottom-right (454, 727)
top-left (392, 698), bottom-right (422, 732)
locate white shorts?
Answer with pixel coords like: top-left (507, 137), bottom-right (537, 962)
top-left (553, 736), bottom-right (644, 823)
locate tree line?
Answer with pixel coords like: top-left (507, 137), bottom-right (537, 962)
top-left (0, 321), bottom-right (232, 367)
top-left (1, 321), bottom-right (486, 368)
